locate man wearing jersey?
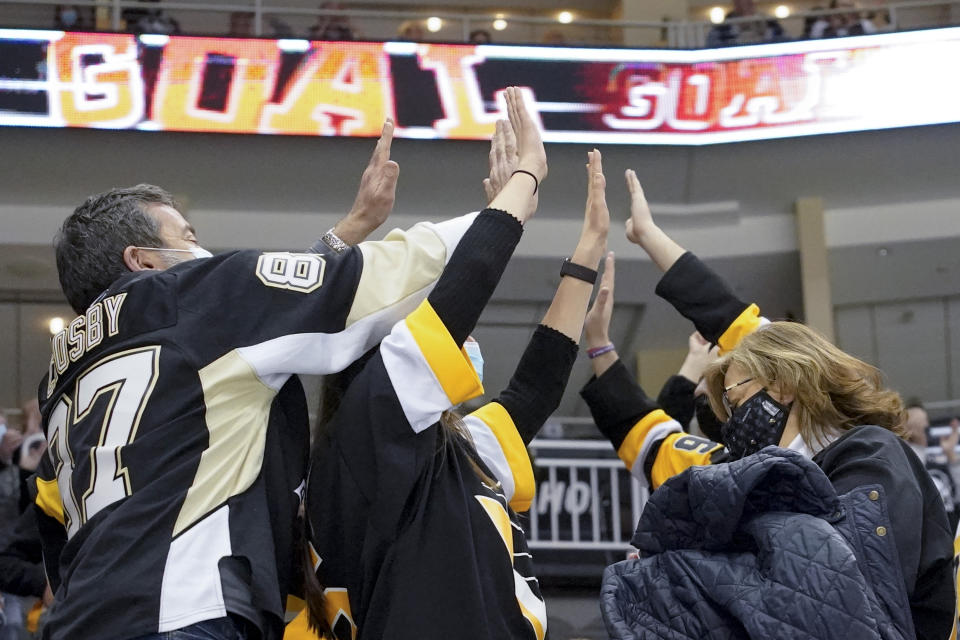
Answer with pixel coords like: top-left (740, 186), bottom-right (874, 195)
top-left (30, 120), bottom-right (492, 640)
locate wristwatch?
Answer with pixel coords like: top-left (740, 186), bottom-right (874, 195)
top-left (560, 258), bottom-right (598, 284)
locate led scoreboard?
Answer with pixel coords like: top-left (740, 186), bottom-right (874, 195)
top-left (1, 27), bottom-right (958, 144)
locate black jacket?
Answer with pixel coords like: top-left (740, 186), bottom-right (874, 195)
top-left (602, 445), bottom-right (921, 640)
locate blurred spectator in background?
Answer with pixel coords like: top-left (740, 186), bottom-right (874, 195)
top-left (0, 409), bottom-right (24, 640)
top-left (0, 409), bottom-right (22, 527)
top-left (469, 29), bottom-right (492, 44)
top-left (706, 0), bottom-right (785, 46)
top-left (54, 4), bottom-right (87, 30)
top-left (397, 19), bottom-right (425, 41)
top-left (267, 16), bottom-right (294, 37)
top-left (803, 6), bottom-right (825, 38)
top-left (123, 0), bottom-right (180, 35)
top-left (228, 11), bottom-right (254, 37)
top-left (809, 0), bottom-right (877, 37)
top-left (905, 403), bottom-right (960, 529)
top-left (309, 2), bottom-right (355, 40)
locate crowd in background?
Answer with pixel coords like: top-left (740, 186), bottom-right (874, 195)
top-left (47, 0), bottom-right (893, 46)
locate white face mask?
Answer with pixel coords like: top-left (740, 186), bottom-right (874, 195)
top-left (133, 246), bottom-right (213, 260)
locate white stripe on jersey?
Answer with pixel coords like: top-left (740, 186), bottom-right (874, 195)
top-left (380, 320), bottom-right (456, 433)
top-left (159, 505), bottom-right (231, 631)
top-left (463, 414), bottom-right (517, 502)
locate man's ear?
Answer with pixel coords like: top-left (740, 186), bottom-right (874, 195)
top-left (122, 246), bottom-right (161, 272)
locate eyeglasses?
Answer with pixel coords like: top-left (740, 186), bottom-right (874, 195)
top-left (722, 377), bottom-right (754, 417)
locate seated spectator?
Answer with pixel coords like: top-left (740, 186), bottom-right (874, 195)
top-left (123, 0), bottom-right (180, 35)
top-left (469, 29), bottom-right (492, 44)
top-left (228, 11), bottom-right (254, 37)
top-left (308, 2), bottom-right (354, 41)
top-left (706, 0), bottom-right (784, 47)
top-left (810, 0), bottom-right (877, 37)
top-left (54, 5), bottom-right (87, 30)
top-left (397, 19), bottom-right (425, 41)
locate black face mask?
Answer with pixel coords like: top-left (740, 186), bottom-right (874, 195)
top-left (721, 389), bottom-right (792, 460)
top-left (694, 394), bottom-right (725, 443)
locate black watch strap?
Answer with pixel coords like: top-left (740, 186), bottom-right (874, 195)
top-left (560, 258), bottom-right (598, 284)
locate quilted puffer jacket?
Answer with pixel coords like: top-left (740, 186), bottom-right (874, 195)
top-left (601, 447), bottom-right (916, 640)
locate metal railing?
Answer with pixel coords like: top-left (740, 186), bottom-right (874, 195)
top-left (1, 0), bottom-right (959, 48)
top-left (526, 438), bottom-right (644, 552)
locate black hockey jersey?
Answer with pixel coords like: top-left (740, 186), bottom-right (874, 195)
top-left (305, 301), bottom-right (549, 640)
top-left (303, 208), bottom-right (579, 640)
top-left (32, 213), bottom-right (477, 640)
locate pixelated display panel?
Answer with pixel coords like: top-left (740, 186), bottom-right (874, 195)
top-left (1, 27), bottom-right (959, 145)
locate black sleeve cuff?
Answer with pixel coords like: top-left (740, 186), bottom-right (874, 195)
top-left (580, 359), bottom-right (660, 450)
top-left (656, 375), bottom-right (696, 430)
top-left (428, 209), bottom-right (523, 345)
top-left (496, 325), bottom-right (578, 445)
top-left (654, 251), bottom-right (751, 344)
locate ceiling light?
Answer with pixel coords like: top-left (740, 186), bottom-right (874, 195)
top-left (709, 7), bottom-right (726, 24)
top-left (426, 16), bottom-right (443, 32)
top-left (557, 11), bottom-right (574, 24)
top-left (493, 18), bottom-right (508, 31)
top-left (774, 4), bottom-right (790, 18)
top-left (49, 317), bottom-right (65, 335)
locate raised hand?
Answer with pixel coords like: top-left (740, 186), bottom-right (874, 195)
top-left (677, 332), bottom-right (719, 383)
top-left (575, 149), bottom-right (610, 268)
top-left (483, 119), bottom-right (518, 204)
top-left (336, 119), bottom-right (400, 244)
top-left (487, 87), bottom-right (547, 223)
top-left (624, 169), bottom-right (654, 244)
top-left (585, 252), bottom-right (615, 349)
top-left (622, 168), bottom-right (685, 272)
top-left (504, 86), bottom-right (547, 183)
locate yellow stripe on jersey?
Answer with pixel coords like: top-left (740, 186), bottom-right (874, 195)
top-left (347, 222), bottom-right (448, 327)
top-left (35, 477), bottom-right (65, 526)
top-left (476, 495), bottom-right (547, 639)
top-left (617, 409), bottom-right (675, 471)
top-left (650, 432), bottom-right (723, 490)
top-left (284, 609), bottom-right (326, 640)
top-left (405, 300), bottom-right (484, 405)
top-left (717, 303), bottom-right (762, 354)
top-left (470, 403), bottom-right (535, 512)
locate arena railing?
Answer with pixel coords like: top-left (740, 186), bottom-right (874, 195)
top-left (526, 434), bottom-right (646, 552)
top-left (1, 0), bottom-right (959, 48)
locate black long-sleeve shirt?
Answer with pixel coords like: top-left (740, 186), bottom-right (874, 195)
top-left (305, 208), bottom-right (576, 639)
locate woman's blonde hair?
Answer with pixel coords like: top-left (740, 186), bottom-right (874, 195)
top-left (703, 321), bottom-right (906, 448)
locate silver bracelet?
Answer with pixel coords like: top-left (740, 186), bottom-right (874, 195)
top-left (320, 227), bottom-right (349, 254)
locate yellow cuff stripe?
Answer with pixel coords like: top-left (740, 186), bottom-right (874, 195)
top-left (717, 303), bottom-right (762, 354)
top-left (35, 477), bottom-right (65, 526)
top-left (471, 402), bottom-right (536, 512)
top-left (617, 409), bottom-right (673, 471)
top-left (405, 300), bottom-right (484, 406)
top-left (649, 432), bottom-right (721, 490)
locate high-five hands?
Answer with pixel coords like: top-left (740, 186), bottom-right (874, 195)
top-left (335, 119), bottom-right (400, 244)
top-left (487, 87), bottom-right (547, 223)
